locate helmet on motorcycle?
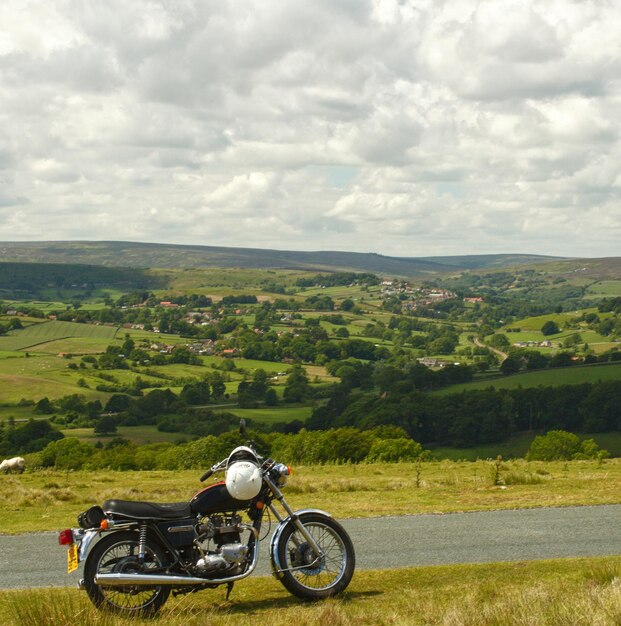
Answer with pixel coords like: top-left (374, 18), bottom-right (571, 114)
top-left (225, 460), bottom-right (262, 500)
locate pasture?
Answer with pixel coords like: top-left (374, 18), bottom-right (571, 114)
top-left (430, 431), bottom-right (621, 460)
top-left (437, 362), bottom-right (621, 394)
top-left (0, 321), bottom-right (118, 352)
top-left (0, 354), bottom-right (110, 404)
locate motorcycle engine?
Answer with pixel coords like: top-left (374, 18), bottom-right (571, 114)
top-left (194, 514), bottom-right (248, 575)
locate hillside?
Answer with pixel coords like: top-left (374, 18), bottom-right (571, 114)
top-left (0, 241), bottom-right (564, 276)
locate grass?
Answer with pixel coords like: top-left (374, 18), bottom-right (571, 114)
top-left (1, 459), bottom-right (619, 534)
top-left (437, 362), bottom-right (621, 394)
top-left (1, 556), bottom-right (620, 625)
top-left (432, 431), bottom-right (621, 460)
top-left (227, 405), bottom-right (313, 424)
top-left (0, 355), bottom-right (110, 404)
top-left (59, 426), bottom-right (186, 445)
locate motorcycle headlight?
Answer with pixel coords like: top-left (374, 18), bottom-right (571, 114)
top-left (272, 463), bottom-right (291, 488)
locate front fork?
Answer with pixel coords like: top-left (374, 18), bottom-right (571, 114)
top-left (263, 474), bottom-right (327, 574)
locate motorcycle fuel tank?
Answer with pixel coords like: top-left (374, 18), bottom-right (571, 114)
top-left (190, 481), bottom-right (253, 515)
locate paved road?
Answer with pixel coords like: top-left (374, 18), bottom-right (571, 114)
top-left (1, 505), bottom-right (619, 589)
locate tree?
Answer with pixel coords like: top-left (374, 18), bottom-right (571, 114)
top-left (34, 397), bottom-right (54, 414)
top-left (489, 333), bottom-right (510, 350)
top-left (264, 388), bottom-right (278, 406)
top-left (366, 438), bottom-right (423, 462)
top-left (541, 320), bottom-right (560, 336)
top-left (94, 416), bottom-right (118, 435)
top-left (500, 355), bottom-right (521, 375)
top-left (39, 437), bottom-right (93, 470)
top-left (283, 364), bottom-right (311, 403)
top-left (526, 430), bottom-right (608, 461)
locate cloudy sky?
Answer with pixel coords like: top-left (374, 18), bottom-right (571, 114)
top-left (1, 0), bottom-right (620, 258)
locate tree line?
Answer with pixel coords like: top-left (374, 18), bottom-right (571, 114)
top-left (306, 377), bottom-right (621, 448)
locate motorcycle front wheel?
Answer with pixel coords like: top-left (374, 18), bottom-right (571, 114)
top-left (275, 513), bottom-right (355, 600)
top-left (83, 530), bottom-right (170, 616)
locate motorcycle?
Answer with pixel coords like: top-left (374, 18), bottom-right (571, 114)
top-left (58, 423), bottom-right (355, 616)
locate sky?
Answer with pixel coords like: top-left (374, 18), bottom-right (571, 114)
top-left (1, 0), bottom-right (620, 258)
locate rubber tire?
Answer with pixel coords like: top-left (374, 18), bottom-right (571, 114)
top-left (83, 530), bottom-right (170, 616)
top-left (275, 513), bottom-right (355, 600)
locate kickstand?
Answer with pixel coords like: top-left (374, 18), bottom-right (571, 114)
top-left (225, 581), bottom-right (234, 600)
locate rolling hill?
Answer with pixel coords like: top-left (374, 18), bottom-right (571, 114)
top-left (0, 241), bottom-right (565, 276)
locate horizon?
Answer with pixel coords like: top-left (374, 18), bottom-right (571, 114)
top-left (0, 238), bottom-right (583, 261)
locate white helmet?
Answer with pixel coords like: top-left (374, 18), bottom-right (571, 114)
top-left (226, 460), bottom-right (262, 500)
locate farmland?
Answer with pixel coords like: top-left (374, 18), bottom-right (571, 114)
top-left (0, 321), bottom-right (118, 352)
top-left (1, 254), bottom-right (620, 461)
top-left (437, 362), bottom-right (621, 394)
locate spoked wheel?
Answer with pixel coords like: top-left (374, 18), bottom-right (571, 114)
top-left (84, 531), bottom-right (170, 616)
top-left (275, 513), bottom-right (355, 600)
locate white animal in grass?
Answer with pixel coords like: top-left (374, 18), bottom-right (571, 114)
top-left (0, 456), bottom-right (25, 474)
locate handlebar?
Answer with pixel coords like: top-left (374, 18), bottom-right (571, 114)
top-left (199, 458), bottom-right (227, 482)
top-left (199, 468), bottom-right (213, 482)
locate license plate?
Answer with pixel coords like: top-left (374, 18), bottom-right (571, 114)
top-left (67, 543), bottom-right (78, 573)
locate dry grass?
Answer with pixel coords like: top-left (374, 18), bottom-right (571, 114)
top-left (1, 557), bottom-right (620, 625)
top-left (0, 459), bottom-right (620, 534)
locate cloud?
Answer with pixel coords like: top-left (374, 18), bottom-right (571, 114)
top-left (0, 0), bottom-right (620, 257)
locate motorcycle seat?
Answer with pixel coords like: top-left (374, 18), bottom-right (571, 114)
top-left (103, 499), bottom-right (193, 520)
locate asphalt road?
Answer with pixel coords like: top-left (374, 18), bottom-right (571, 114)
top-left (1, 504), bottom-right (619, 589)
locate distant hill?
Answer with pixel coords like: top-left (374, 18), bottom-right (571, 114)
top-left (418, 253), bottom-right (565, 270)
top-left (0, 241), bottom-right (566, 276)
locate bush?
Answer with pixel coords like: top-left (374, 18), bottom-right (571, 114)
top-left (366, 438), bottom-right (423, 462)
top-left (526, 430), bottom-right (609, 461)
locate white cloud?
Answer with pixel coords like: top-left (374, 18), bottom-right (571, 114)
top-left (0, 0), bottom-right (620, 257)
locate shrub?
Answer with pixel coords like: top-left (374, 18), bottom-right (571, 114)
top-left (366, 438), bottom-right (423, 462)
top-left (526, 430), bottom-right (609, 461)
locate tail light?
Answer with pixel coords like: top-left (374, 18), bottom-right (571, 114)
top-left (58, 529), bottom-right (74, 546)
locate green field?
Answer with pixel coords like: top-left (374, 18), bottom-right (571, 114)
top-left (227, 405), bottom-right (313, 424)
top-left (61, 425), bottom-right (186, 445)
top-left (438, 362), bottom-right (621, 394)
top-left (0, 321), bottom-right (118, 352)
top-left (431, 431), bottom-right (621, 460)
top-left (584, 279), bottom-right (621, 297)
top-left (0, 354), bottom-right (109, 404)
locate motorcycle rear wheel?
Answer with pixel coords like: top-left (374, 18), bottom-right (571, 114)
top-left (83, 530), bottom-right (170, 616)
top-left (275, 513), bottom-right (355, 600)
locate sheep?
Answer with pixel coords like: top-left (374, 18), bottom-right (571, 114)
top-left (0, 456), bottom-right (25, 474)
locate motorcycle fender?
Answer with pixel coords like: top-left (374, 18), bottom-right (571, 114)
top-left (76, 529), bottom-right (100, 562)
top-left (269, 508), bottom-right (332, 579)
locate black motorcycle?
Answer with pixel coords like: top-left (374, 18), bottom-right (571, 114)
top-left (58, 426), bottom-right (355, 616)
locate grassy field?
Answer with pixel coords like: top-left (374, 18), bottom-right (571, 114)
top-left (430, 431), bottom-right (621, 460)
top-left (584, 279), bottom-right (621, 297)
top-left (227, 405), bottom-right (313, 424)
top-left (438, 362), bottom-right (621, 394)
top-left (1, 557), bottom-right (619, 625)
top-left (59, 425), bottom-right (188, 445)
top-left (1, 459), bottom-right (619, 534)
top-left (0, 321), bottom-right (118, 352)
top-left (0, 355), bottom-right (108, 404)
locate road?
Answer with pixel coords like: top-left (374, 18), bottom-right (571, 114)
top-left (1, 505), bottom-right (619, 589)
